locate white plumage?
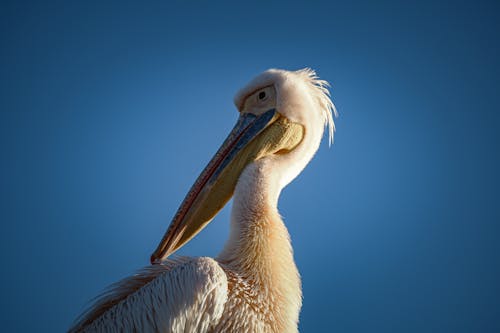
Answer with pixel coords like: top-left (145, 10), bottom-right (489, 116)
top-left (70, 68), bottom-right (335, 333)
top-left (73, 258), bottom-right (227, 332)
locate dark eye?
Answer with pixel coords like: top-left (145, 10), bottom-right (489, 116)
top-left (258, 91), bottom-right (266, 100)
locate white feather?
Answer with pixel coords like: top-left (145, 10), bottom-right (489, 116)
top-left (70, 258), bottom-right (227, 333)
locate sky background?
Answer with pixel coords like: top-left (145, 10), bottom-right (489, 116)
top-left (1, 0), bottom-right (499, 332)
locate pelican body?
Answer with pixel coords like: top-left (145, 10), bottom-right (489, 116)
top-left (70, 68), bottom-right (335, 333)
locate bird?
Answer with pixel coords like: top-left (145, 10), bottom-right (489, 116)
top-left (69, 68), bottom-right (336, 333)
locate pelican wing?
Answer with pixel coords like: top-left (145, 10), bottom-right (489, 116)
top-left (70, 257), bottom-right (228, 333)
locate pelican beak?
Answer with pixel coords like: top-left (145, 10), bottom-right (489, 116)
top-left (150, 109), bottom-right (304, 263)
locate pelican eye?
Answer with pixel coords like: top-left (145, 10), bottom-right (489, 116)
top-left (258, 91), bottom-right (267, 100)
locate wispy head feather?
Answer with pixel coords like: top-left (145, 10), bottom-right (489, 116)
top-left (294, 68), bottom-right (337, 145)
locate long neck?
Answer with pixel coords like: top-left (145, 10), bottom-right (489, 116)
top-left (217, 159), bottom-right (302, 331)
top-left (217, 159), bottom-right (293, 271)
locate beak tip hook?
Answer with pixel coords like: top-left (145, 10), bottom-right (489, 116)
top-left (150, 254), bottom-right (160, 265)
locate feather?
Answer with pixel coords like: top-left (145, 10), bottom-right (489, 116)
top-left (69, 257), bottom-right (227, 333)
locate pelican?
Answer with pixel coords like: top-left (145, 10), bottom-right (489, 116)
top-left (70, 68), bottom-right (336, 333)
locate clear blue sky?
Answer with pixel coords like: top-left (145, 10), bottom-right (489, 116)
top-left (1, 0), bottom-right (499, 331)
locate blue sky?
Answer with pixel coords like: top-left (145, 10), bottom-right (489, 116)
top-left (1, 0), bottom-right (499, 331)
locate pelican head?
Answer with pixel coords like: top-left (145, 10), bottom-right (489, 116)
top-left (151, 68), bottom-right (335, 263)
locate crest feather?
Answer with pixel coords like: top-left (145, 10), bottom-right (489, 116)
top-left (295, 68), bottom-right (337, 145)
